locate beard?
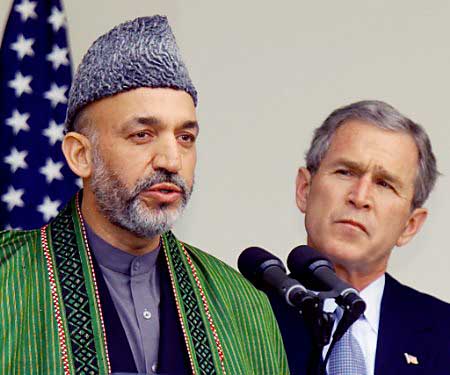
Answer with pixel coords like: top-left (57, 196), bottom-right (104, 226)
top-left (90, 149), bottom-right (193, 239)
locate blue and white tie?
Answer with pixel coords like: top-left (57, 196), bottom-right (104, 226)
top-left (328, 325), bottom-right (368, 375)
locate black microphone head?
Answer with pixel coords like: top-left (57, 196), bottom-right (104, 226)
top-left (238, 247), bottom-right (285, 288)
top-left (287, 245), bottom-right (334, 291)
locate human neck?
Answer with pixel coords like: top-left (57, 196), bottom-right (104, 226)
top-left (81, 190), bottom-right (160, 256)
top-left (334, 264), bottom-right (385, 291)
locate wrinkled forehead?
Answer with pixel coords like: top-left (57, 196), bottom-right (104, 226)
top-left (82, 87), bottom-right (197, 134)
top-left (322, 120), bottom-right (419, 185)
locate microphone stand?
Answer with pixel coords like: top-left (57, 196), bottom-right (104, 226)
top-left (301, 298), bottom-right (334, 375)
top-left (318, 309), bottom-right (360, 375)
top-left (302, 288), bottom-right (366, 375)
top-left (288, 290), bottom-right (333, 375)
top-left (301, 297), bottom-right (335, 349)
top-left (315, 287), bottom-right (366, 375)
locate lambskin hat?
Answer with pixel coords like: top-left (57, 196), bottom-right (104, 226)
top-left (66, 15), bottom-right (197, 131)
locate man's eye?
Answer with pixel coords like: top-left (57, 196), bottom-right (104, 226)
top-left (178, 134), bottom-right (196, 143)
top-left (377, 180), bottom-right (393, 190)
top-left (131, 131), bottom-right (152, 142)
top-left (336, 169), bottom-right (351, 176)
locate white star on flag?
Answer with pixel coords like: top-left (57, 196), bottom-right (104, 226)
top-left (14, 0), bottom-right (38, 22)
top-left (8, 71), bottom-right (32, 97)
top-left (1, 186), bottom-right (25, 211)
top-left (1, 0), bottom-right (79, 229)
top-left (39, 157), bottom-right (64, 183)
top-left (48, 7), bottom-right (65, 32)
top-left (4, 147), bottom-right (28, 173)
top-left (46, 45), bottom-right (69, 69)
top-left (37, 196), bottom-right (61, 221)
top-left (10, 34), bottom-right (35, 60)
top-left (42, 120), bottom-right (65, 145)
top-left (44, 83), bottom-right (67, 108)
top-left (6, 109), bottom-right (31, 135)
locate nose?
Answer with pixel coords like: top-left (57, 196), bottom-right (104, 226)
top-left (348, 175), bottom-right (372, 209)
top-left (151, 137), bottom-right (182, 173)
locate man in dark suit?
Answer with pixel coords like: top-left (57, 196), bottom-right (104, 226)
top-left (270, 100), bottom-right (450, 375)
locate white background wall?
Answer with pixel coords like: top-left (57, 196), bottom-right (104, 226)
top-left (2, 1), bottom-right (449, 302)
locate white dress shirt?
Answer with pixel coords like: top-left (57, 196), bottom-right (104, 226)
top-left (323, 274), bottom-right (385, 375)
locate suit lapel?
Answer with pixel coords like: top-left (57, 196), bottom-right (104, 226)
top-left (375, 274), bottom-right (433, 375)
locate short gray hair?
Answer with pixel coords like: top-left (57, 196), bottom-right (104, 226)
top-left (306, 100), bottom-right (439, 208)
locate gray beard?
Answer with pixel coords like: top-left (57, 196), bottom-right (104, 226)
top-left (90, 150), bottom-right (193, 239)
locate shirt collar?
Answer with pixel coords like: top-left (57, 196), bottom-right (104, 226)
top-left (84, 221), bottom-right (160, 276)
top-left (322, 273), bottom-right (385, 334)
top-left (359, 273), bottom-right (385, 334)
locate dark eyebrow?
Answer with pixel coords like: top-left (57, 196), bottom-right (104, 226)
top-left (119, 116), bottom-right (161, 132)
top-left (180, 120), bottom-right (200, 134)
top-left (329, 158), bottom-right (365, 174)
top-left (330, 158), bottom-right (403, 188)
top-left (136, 116), bottom-right (161, 127)
top-left (373, 166), bottom-right (403, 189)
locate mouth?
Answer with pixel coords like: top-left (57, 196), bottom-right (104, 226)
top-left (336, 219), bottom-right (368, 235)
top-left (141, 183), bottom-right (183, 204)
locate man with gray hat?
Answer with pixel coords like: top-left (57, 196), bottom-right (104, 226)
top-left (0, 16), bottom-right (288, 374)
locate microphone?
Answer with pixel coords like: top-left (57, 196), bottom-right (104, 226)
top-left (238, 246), bottom-right (319, 311)
top-left (287, 245), bottom-right (366, 319)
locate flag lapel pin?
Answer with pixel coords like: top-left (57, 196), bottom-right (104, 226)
top-left (404, 352), bottom-right (419, 365)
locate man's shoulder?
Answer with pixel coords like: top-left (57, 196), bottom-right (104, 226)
top-left (182, 241), bottom-right (235, 271)
top-left (181, 241), bottom-right (268, 301)
top-left (0, 228), bottom-right (41, 255)
top-left (384, 273), bottom-right (450, 318)
top-left (0, 229), bottom-right (42, 279)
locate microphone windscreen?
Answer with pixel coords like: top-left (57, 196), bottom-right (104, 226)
top-left (287, 245), bottom-right (333, 291)
top-left (237, 247), bottom-right (283, 285)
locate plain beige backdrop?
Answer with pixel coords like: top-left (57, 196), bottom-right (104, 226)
top-left (1, 1), bottom-right (449, 302)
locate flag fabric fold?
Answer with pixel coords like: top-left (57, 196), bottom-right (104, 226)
top-left (0, 0), bottom-right (78, 230)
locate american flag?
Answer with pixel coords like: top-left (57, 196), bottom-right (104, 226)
top-left (0, 0), bottom-right (79, 230)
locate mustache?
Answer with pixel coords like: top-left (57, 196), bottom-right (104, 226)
top-left (130, 170), bottom-right (190, 200)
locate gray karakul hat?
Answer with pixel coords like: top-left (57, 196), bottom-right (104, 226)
top-left (66, 15), bottom-right (197, 131)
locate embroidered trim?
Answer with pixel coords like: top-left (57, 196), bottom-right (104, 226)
top-left (162, 237), bottom-right (196, 374)
top-left (41, 226), bottom-right (71, 375)
top-left (163, 232), bottom-right (226, 374)
top-left (44, 198), bottom-right (108, 374)
top-left (181, 242), bottom-right (226, 374)
top-left (75, 195), bottom-right (111, 374)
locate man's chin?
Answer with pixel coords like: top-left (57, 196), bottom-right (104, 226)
top-left (311, 239), bottom-right (363, 262)
top-left (141, 201), bottom-right (184, 216)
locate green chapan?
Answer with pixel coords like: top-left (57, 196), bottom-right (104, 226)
top-left (0, 194), bottom-right (289, 374)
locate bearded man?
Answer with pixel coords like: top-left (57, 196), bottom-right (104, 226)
top-left (0, 16), bottom-right (288, 374)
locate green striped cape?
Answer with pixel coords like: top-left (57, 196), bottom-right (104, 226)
top-left (0, 195), bottom-right (289, 374)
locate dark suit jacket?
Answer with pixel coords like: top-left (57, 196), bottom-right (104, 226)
top-left (270, 273), bottom-right (450, 375)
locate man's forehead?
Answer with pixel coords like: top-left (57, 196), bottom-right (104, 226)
top-left (84, 87), bottom-right (197, 127)
top-left (326, 120), bottom-right (418, 158)
top-left (320, 120), bottom-right (419, 183)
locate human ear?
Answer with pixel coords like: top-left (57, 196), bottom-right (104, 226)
top-left (295, 167), bottom-right (312, 213)
top-left (62, 132), bottom-right (94, 178)
top-left (396, 207), bottom-right (428, 247)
